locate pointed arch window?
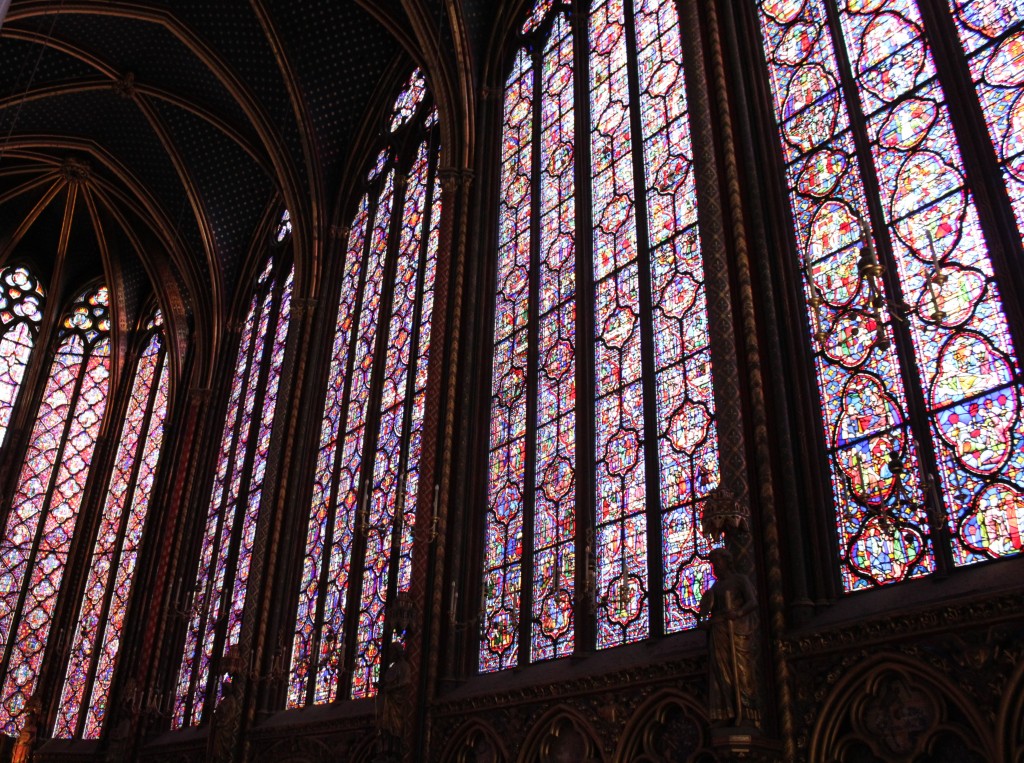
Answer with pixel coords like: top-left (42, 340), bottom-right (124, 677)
top-left (288, 70), bottom-right (442, 707)
top-left (756, 0), bottom-right (1024, 591)
top-left (0, 265), bottom-right (45, 449)
top-left (174, 243), bottom-right (294, 727)
top-left (481, 0), bottom-right (720, 672)
top-left (0, 285), bottom-right (111, 733)
top-left (55, 308), bottom-right (171, 739)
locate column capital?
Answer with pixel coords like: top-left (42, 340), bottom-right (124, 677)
top-left (330, 224), bottom-right (350, 244)
top-left (436, 167), bottom-right (474, 194)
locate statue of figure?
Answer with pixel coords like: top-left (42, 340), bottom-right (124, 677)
top-left (208, 677), bottom-right (241, 763)
top-left (698, 548), bottom-right (760, 727)
top-left (376, 642), bottom-right (412, 758)
top-left (11, 694), bottom-right (42, 763)
top-left (104, 682), bottom-right (137, 763)
top-left (105, 713), bottom-right (133, 763)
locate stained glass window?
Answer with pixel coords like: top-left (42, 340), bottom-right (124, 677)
top-left (55, 309), bottom-right (171, 739)
top-left (0, 266), bottom-right (45, 450)
top-left (275, 209), bottom-right (293, 244)
top-left (756, 0), bottom-right (1024, 590)
top-left (288, 70), bottom-right (441, 707)
top-left (481, 0), bottom-right (719, 672)
top-left (390, 69), bottom-right (429, 131)
top-left (950, 3), bottom-right (1024, 237)
top-left (174, 256), bottom-right (294, 727)
top-left (0, 285), bottom-right (111, 734)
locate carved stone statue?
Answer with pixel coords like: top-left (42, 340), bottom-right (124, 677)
top-left (376, 642), bottom-right (412, 759)
top-left (104, 679), bottom-right (138, 763)
top-left (11, 694), bottom-right (42, 763)
top-left (208, 677), bottom-right (242, 763)
top-left (698, 548), bottom-right (760, 728)
top-left (105, 712), bottom-right (133, 763)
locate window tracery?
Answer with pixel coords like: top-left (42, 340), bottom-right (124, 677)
top-left (481, 0), bottom-right (720, 672)
top-left (55, 308), bottom-right (171, 739)
top-left (275, 209), bottom-right (293, 244)
top-left (756, 0), bottom-right (1024, 590)
top-left (288, 69), bottom-right (442, 707)
top-left (0, 285), bottom-right (111, 733)
top-left (0, 266), bottom-right (44, 450)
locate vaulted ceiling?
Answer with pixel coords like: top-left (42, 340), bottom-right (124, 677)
top-left (0, 0), bottom-right (497, 365)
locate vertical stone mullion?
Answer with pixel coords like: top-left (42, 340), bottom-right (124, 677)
top-left (404, 166), bottom-right (472, 763)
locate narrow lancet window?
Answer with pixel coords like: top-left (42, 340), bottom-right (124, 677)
top-left (0, 285), bottom-right (111, 733)
top-left (756, 0), bottom-right (1024, 589)
top-left (289, 70), bottom-right (442, 707)
top-left (55, 309), bottom-right (170, 739)
top-left (174, 251), bottom-right (294, 727)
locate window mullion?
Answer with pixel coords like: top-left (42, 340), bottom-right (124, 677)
top-left (914, 1), bottom-right (1024, 359)
top-left (305, 193), bottom-right (380, 707)
top-left (209, 276), bottom-right (286, 673)
top-left (382, 137), bottom-right (439, 653)
top-left (516, 34), bottom-right (546, 667)
top-left (570, 1), bottom-right (599, 657)
top-left (74, 340), bottom-right (165, 737)
top-left (0, 339), bottom-right (92, 679)
top-left (822, 0), bottom-right (954, 575)
top-left (342, 166), bottom-right (409, 699)
top-left (227, 279), bottom-right (285, 529)
top-left (621, 0), bottom-right (666, 638)
top-left (185, 304), bottom-right (262, 724)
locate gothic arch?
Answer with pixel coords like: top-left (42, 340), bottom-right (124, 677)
top-left (809, 654), bottom-right (993, 762)
top-left (1000, 657), bottom-right (1024, 763)
top-left (134, 293), bottom-right (186, 395)
top-left (518, 706), bottom-right (606, 763)
top-left (328, 55), bottom-right (430, 262)
top-left (614, 690), bottom-right (713, 763)
top-left (439, 718), bottom-right (510, 763)
top-left (343, 732), bottom-right (379, 763)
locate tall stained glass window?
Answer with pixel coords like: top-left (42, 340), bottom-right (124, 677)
top-left (0, 285), bottom-right (111, 733)
top-left (55, 309), bottom-right (171, 739)
top-left (288, 70), bottom-right (441, 707)
top-left (756, 0), bottom-right (1024, 591)
top-left (951, 4), bottom-right (1024, 237)
top-left (174, 243), bottom-right (294, 727)
top-left (0, 266), bottom-right (45, 449)
top-left (481, 0), bottom-right (720, 672)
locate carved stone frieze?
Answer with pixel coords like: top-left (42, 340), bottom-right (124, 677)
top-left (783, 591), bottom-right (1024, 657)
top-left (428, 658), bottom-right (707, 762)
top-left (432, 657), bottom-right (704, 719)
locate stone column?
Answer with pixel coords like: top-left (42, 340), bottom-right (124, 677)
top-left (402, 166), bottom-right (473, 763)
